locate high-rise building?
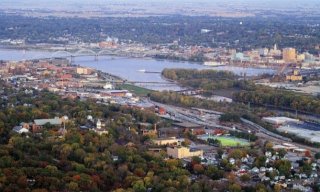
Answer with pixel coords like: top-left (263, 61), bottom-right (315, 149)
top-left (269, 44), bottom-right (281, 56)
top-left (283, 48), bottom-right (296, 63)
top-left (296, 54), bottom-right (305, 62)
top-left (76, 67), bottom-right (92, 75)
top-left (259, 48), bottom-right (269, 56)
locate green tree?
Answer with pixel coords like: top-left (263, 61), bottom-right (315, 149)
top-left (205, 165), bottom-right (224, 180)
top-left (240, 174), bottom-right (250, 182)
top-left (275, 160), bottom-right (291, 177)
top-left (67, 182), bottom-right (79, 192)
top-left (132, 180), bottom-right (146, 192)
top-left (229, 183), bottom-right (241, 192)
top-left (254, 156), bottom-right (267, 167)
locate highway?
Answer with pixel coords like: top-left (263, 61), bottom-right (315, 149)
top-left (240, 118), bottom-right (292, 142)
top-left (148, 99), bottom-right (320, 153)
top-left (150, 100), bottom-right (239, 131)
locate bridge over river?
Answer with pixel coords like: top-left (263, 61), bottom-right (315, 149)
top-left (110, 80), bottom-right (178, 88)
top-left (29, 48), bottom-right (120, 62)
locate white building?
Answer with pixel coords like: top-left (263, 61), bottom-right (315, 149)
top-left (103, 83), bottom-right (113, 90)
top-left (153, 137), bottom-right (184, 146)
top-left (96, 119), bottom-right (102, 129)
top-left (259, 48), bottom-right (269, 56)
top-left (94, 119), bottom-right (108, 135)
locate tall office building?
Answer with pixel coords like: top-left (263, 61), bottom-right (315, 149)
top-left (269, 44), bottom-right (281, 56)
top-left (282, 48), bottom-right (296, 63)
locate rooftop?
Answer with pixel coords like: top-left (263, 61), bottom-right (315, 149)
top-left (153, 137), bottom-right (184, 141)
top-left (262, 116), bottom-right (300, 124)
top-left (34, 117), bottom-right (62, 126)
top-left (278, 124), bottom-right (320, 143)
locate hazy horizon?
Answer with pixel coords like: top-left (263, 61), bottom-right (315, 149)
top-left (1, 0), bottom-right (319, 9)
top-left (1, 0), bottom-right (319, 18)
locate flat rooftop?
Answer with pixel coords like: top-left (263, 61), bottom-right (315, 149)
top-left (288, 121), bottom-right (320, 131)
top-left (278, 123), bottom-right (320, 143)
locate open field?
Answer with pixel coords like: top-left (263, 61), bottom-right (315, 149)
top-left (117, 84), bottom-right (154, 97)
top-left (198, 135), bottom-right (250, 147)
top-left (217, 136), bottom-right (250, 147)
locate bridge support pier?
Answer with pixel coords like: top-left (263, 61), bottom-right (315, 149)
top-left (70, 55), bottom-right (75, 64)
top-left (94, 55), bottom-right (98, 61)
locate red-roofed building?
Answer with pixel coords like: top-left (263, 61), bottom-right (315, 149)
top-left (158, 107), bottom-right (166, 115)
top-left (191, 128), bottom-right (206, 135)
top-left (59, 74), bottom-right (72, 80)
top-left (213, 129), bottom-right (225, 136)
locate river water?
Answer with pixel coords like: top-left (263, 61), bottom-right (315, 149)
top-left (0, 49), bottom-right (275, 90)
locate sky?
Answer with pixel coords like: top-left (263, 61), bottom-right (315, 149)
top-left (1, 0), bottom-right (319, 8)
top-left (1, 0), bottom-right (319, 17)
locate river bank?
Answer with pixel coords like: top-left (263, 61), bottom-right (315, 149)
top-left (0, 44), bottom-right (280, 71)
top-left (0, 48), bottom-right (276, 91)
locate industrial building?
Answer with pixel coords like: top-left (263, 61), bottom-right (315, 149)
top-left (277, 122), bottom-right (320, 143)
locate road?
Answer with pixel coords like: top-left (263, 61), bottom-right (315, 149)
top-left (148, 99), bottom-right (320, 153)
top-left (240, 118), bottom-right (291, 142)
top-left (149, 100), bottom-right (235, 131)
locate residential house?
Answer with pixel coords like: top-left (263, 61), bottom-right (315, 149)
top-left (94, 119), bottom-right (108, 135)
top-left (12, 126), bottom-right (29, 134)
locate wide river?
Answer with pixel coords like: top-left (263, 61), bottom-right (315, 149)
top-left (0, 49), bottom-right (275, 90)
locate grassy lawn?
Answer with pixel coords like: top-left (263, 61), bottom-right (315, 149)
top-left (117, 84), bottom-right (154, 97)
top-left (216, 136), bottom-right (250, 147)
top-left (199, 135), bottom-right (250, 147)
